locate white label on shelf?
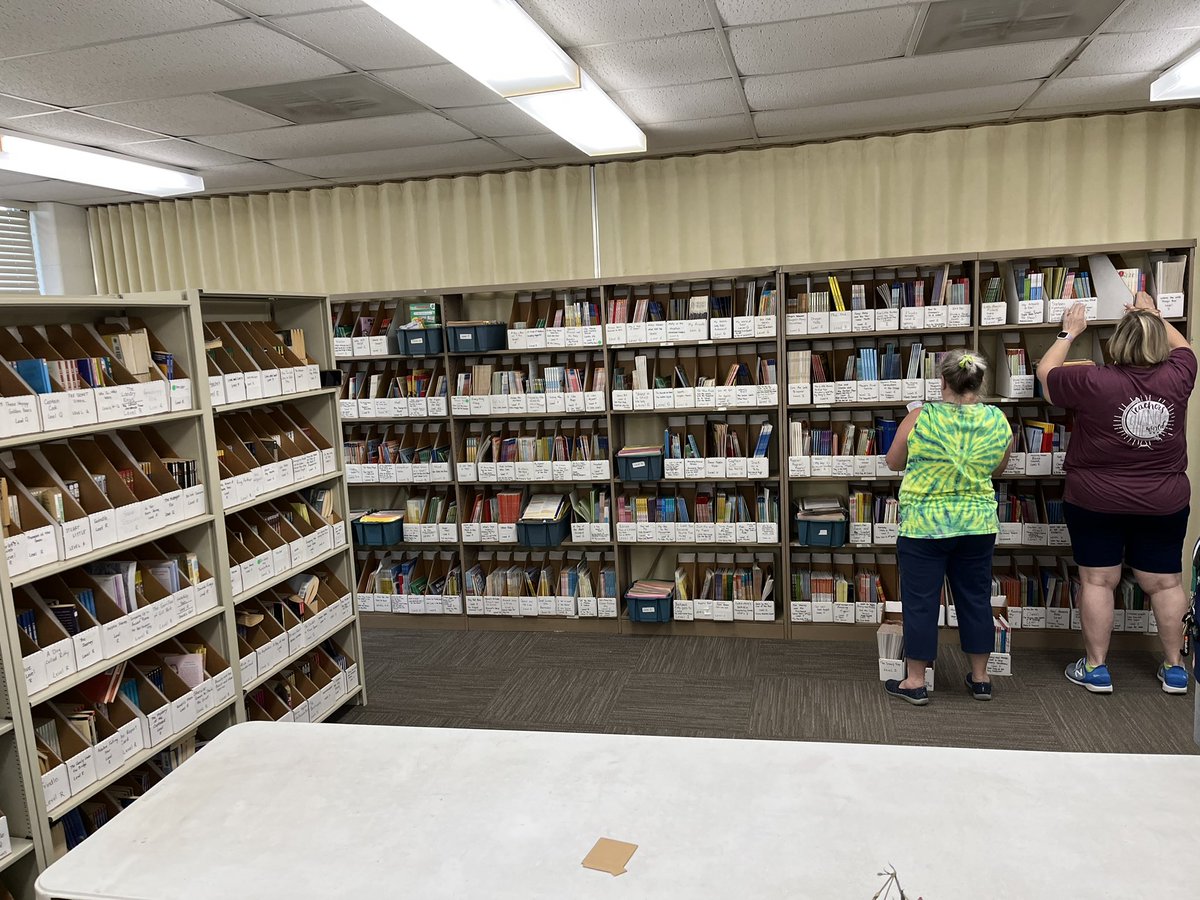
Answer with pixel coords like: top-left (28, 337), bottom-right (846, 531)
top-left (606, 322), bottom-right (627, 346)
top-left (786, 312), bottom-right (808, 336)
top-left (829, 311), bottom-right (852, 334)
top-left (947, 305), bottom-right (971, 328)
top-left (809, 455), bottom-right (833, 477)
top-left (811, 382), bottom-right (835, 405)
top-left (1017, 299), bottom-right (1043, 324)
top-left (42, 765), bottom-right (70, 810)
top-left (755, 315), bottom-right (777, 337)
top-left (617, 522), bottom-right (637, 543)
top-left (1159, 292), bottom-right (1185, 317)
top-left (851, 309), bottom-right (876, 332)
top-left (39, 392), bottom-right (70, 431)
top-left (900, 307), bottom-right (924, 330)
top-left (832, 603), bottom-right (855, 624)
top-left (923, 306), bottom-right (948, 329)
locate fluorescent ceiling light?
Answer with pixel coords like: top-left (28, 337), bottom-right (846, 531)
top-left (361, 0), bottom-right (579, 97)
top-left (509, 72), bottom-right (647, 157)
top-left (1151, 46), bottom-right (1200, 101)
top-left (0, 132), bottom-right (203, 197)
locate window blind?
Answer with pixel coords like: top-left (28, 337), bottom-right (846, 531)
top-left (0, 207), bottom-right (40, 294)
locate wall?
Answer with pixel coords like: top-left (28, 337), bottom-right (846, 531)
top-left (89, 165), bottom-right (594, 294)
top-left (32, 202), bottom-right (95, 295)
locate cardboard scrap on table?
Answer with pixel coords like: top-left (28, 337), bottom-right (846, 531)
top-left (582, 838), bottom-right (638, 877)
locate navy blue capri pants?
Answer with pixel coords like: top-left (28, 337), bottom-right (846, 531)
top-left (896, 533), bottom-right (997, 661)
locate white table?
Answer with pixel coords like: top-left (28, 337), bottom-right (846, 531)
top-left (37, 721), bottom-right (1200, 899)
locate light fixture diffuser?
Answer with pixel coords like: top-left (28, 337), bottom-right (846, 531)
top-left (1151, 46), bottom-right (1200, 101)
top-left (508, 72), bottom-right (647, 157)
top-left (361, 0), bottom-right (580, 97)
top-left (0, 133), bottom-right (204, 197)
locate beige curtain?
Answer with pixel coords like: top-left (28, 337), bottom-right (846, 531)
top-left (89, 165), bottom-right (595, 294)
top-left (594, 108), bottom-right (1200, 277)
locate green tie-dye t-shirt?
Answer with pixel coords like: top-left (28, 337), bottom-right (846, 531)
top-left (898, 402), bottom-right (1012, 539)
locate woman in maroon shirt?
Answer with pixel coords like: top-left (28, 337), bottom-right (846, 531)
top-left (1037, 294), bottom-right (1194, 695)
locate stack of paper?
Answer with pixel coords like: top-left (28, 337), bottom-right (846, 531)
top-left (877, 623), bottom-right (904, 660)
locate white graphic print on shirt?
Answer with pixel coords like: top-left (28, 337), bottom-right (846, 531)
top-left (1114, 394), bottom-right (1174, 448)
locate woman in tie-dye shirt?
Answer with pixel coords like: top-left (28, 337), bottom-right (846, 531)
top-left (882, 349), bottom-right (1012, 706)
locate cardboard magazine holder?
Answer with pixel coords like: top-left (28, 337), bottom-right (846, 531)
top-left (0, 326), bottom-right (96, 430)
top-left (93, 432), bottom-right (179, 530)
top-left (69, 439), bottom-right (155, 541)
top-left (124, 426), bottom-right (206, 517)
top-left (67, 323), bottom-right (171, 418)
top-left (23, 581), bottom-right (103, 673)
top-left (8, 451), bottom-right (93, 560)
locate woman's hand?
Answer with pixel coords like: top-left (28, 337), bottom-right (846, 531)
top-left (1063, 302), bottom-right (1088, 338)
top-left (1126, 291), bottom-right (1161, 316)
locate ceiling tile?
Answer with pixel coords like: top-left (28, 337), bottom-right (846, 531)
top-left (616, 79), bottom-right (743, 124)
top-left (374, 65), bottom-right (502, 109)
top-left (192, 112), bottom-right (474, 159)
top-left (519, 0), bottom-right (711, 47)
top-left (117, 139), bottom-right (251, 168)
top-left (270, 7), bottom-right (444, 70)
top-left (235, 1), bottom-right (357, 12)
top-left (729, 6), bottom-right (919, 76)
top-left (1067, 28), bottom-right (1200, 77)
top-left (442, 104), bottom-right (547, 137)
top-left (192, 161), bottom-right (315, 190)
top-left (0, 0), bottom-right (240, 59)
top-left (0, 21), bottom-right (348, 107)
top-left (0, 172), bottom-right (46, 188)
top-left (1104, 0), bottom-right (1200, 33)
top-left (0, 111), bottom-right (163, 148)
top-left (1026, 72), bottom-right (1157, 110)
top-left (753, 82), bottom-right (1038, 138)
top-left (716, 0), bottom-right (915, 27)
top-left (744, 39), bottom-right (1080, 110)
top-left (496, 133), bottom-right (588, 160)
top-left (0, 180), bottom-right (150, 203)
top-left (645, 114), bottom-right (753, 150)
top-left (0, 95), bottom-right (58, 118)
top-left (571, 31), bottom-right (729, 92)
top-left (80, 93), bottom-right (293, 136)
top-left (274, 140), bottom-right (521, 178)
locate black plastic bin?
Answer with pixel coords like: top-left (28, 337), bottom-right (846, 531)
top-left (352, 511), bottom-right (405, 547)
top-left (397, 328), bottom-right (444, 356)
top-left (516, 516), bottom-right (571, 548)
top-left (617, 452), bottom-right (664, 481)
top-left (447, 322), bottom-right (507, 353)
top-left (627, 594), bottom-right (672, 623)
top-left (793, 515), bottom-right (847, 548)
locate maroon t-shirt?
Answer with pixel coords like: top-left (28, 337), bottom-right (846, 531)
top-left (1046, 347), bottom-right (1196, 514)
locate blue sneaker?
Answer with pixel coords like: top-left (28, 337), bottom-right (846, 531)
top-left (1065, 658), bottom-right (1113, 693)
top-left (1158, 664), bottom-right (1188, 695)
top-left (884, 679), bottom-right (929, 706)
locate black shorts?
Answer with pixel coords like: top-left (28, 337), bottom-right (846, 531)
top-left (1062, 501), bottom-right (1189, 573)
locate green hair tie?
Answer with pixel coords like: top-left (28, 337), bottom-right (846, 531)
top-left (958, 354), bottom-right (977, 370)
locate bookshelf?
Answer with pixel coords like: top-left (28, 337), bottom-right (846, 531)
top-left (0, 289), bottom-right (360, 898)
top-left (196, 291), bottom-right (365, 729)
top-left (333, 241), bottom-right (1193, 652)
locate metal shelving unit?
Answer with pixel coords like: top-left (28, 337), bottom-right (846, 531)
top-left (329, 240), bottom-right (1193, 648)
top-left (0, 290), bottom-right (361, 897)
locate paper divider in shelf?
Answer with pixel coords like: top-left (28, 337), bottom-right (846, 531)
top-left (0, 408), bottom-right (203, 454)
top-left (224, 470), bottom-right (343, 516)
top-left (311, 684), bottom-right (362, 723)
top-left (214, 386), bottom-right (338, 414)
top-left (233, 544), bottom-right (349, 605)
top-left (11, 513), bottom-right (215, 588)
top-left (28, 605), bottom-right (226, 707)
top-left (46, 697), bottom-right (236, 822)
top-left (243, 614), bottom-right (358, 693)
